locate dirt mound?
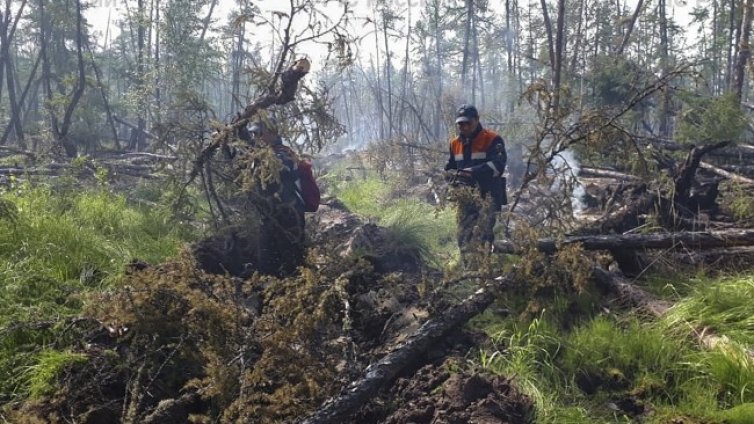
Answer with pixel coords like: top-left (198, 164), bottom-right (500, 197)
top-left (6, 204), bottom-right (529, 423)
top-left (191, 204), bottom-right (425, 278)
top-left (310, 204), bottom-right (426, 273)
top-left (358, 358), bottom-right (533, 424)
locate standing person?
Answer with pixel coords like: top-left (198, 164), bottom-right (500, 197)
top-left (444, 104), bottom-right (507, 260)
top-left (245, 120), bottom-right (306, 275)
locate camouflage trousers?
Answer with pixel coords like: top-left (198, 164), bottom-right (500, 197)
top-left (456, 195), bottom-right (498, 254)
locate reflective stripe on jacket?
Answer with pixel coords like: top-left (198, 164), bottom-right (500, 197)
top-left (445, 124), bottom-right (507, 206)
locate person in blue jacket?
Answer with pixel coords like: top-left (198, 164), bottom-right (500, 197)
top-left (445, 104), bottom-right (507, 257)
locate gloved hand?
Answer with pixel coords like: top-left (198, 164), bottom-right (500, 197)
top-left (445, 169), bottom-right (474, 186)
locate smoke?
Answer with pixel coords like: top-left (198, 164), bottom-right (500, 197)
top-left (551, 149), bottom-right (587, 214)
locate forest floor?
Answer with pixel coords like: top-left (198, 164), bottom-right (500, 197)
top-left (2, 151), bottom-right (754, 423)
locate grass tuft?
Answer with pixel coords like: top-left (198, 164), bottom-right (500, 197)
top-left (335, 176), bottom-right (457, 265)
top-left (22, 350), bottom-right (88, 399)
top-left (0, 183), bottom-right (196, 399)
top-left (663, 275), bottom-right (754, 346)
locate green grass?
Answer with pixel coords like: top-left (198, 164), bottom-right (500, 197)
top-left (476, 297), bottom-right (754, 422)
top-left (333, 176), bottom-right (457, 266)
top-left (0, 182), bottom-right (197, 399)
top-left (719, 403), bottom-right (754, 424)
top-left (0, 185), bottom-right (193, 324)
top-left (22, 350), bottom-right (88, 399)
top-left (336, 176), bottom-right (392, 218)
top-left (560, 316), bottom-right (691, 393)
top-left (663, 275), bottom-right (754, 346)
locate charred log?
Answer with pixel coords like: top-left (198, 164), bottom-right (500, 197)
top-left (493, 229), bottom-right (754, 254)
top-left (302, 276), bottom-right (515, 424)
top-left (672, 142), bottom-right (729, 208)
top-left (592, 267), bottom-right (672, 316)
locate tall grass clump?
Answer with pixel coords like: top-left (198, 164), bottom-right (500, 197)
top-left (0, 183), bottom-right (196, 399)
top-left (335, 176), bottom-right (457, 265)
top-left (701, 343), bottom-right (754, 406)
top-left (335, 176), bottom-right (392, 218)
top-left (663, 275), bottom-right (754, 346)
top-left (21, 349), bottom-right (88, 399)
top-left (561, 316), bottom-right (691, 397)
top-left (479, 315), bottom-right (576, 422)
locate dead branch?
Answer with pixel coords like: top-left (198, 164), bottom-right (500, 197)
top-left (578, 167), bottom-right (641, 182)
top-left (180, 59), bottom-right (311, 196)
top-left (393, 141), bottom-right (445, 154)
top-left (113, 115), bottom-right (158, 141)
top-left (699, 161), bottom-right (754, 185)
top-left (301, 275), bottom-right (515, 424)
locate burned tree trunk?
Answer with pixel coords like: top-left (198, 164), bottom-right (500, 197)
top-left (302, 276), bottom-right (515, 424)
top-left (673, 142), bottom-right (729, 207)
top-left (494, 228), bottom-right (754, 254)
top-left (592, 267), bottom-right (672, 316)
top-left (581, 142), bottom-right (729, 236)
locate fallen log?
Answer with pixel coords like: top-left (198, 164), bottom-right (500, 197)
top-left (668, 246), bottom-right (754, 265)
top-left (578, 167), bottom-right (641, 182)
top-left (301, 275), bottom-right (515, 424)
top-left (699, 161), bottom-right (754, 185)
top-left (0, 145), bottom-right (36, 159)
top-left (592, 267), bottom-right (754, 359)
top-left (493, 229), bottom-right (754, 254)
top-left (0, 164), bottom-right (158, 179)
top-left (714, 163), bottom-right (754, 177)
top-left (592, 267), bottom-right (671, 316)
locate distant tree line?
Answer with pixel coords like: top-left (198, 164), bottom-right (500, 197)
top-left (0, 0), bottom-right (752, 159)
